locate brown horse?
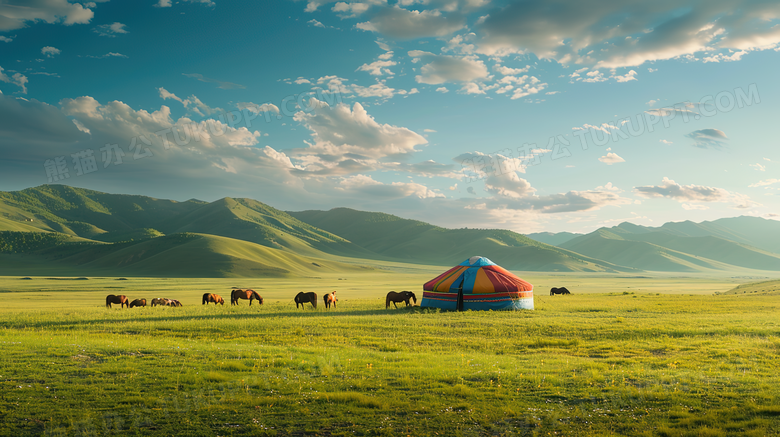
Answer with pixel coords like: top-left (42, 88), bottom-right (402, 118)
top-left (151, 298), bottom-right (165, 307)
top-left (295, 292), bottom-right (317, 309)
top-left (129, 298), bottom-right (147, 308)
top-left (202, 293), bottom-right (225, 306)
top-left (386, 291), bottom-right (417, 309)
top-left (323, 291), bottom-right (337, 309)
top-left (167, 299), bottom-right (183, 307)
top-left (106, 294), bottom-right (129, 309)
top-left (231, 289), bottom-right (263, 306)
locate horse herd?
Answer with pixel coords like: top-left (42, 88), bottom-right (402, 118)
top-left (106, 287), bottom-right (569, 309)
top-left (105, 290), bottom-right (419, 309)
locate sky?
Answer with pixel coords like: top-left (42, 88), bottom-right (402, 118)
top-left (0, 0), bottom-right (779, 234)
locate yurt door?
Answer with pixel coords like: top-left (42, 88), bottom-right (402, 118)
top-left (455, 278), bottom-right (465, 311)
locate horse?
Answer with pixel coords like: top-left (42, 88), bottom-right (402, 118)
top-left (105, 294), bottom-right (129, 309)
top-left (167, 299), bottom-right (183, 307)
top-left (323, 291), bottom-right (337, 309)
top-left (129, 298), bottom-right (147, 308)
top-left (550, 287), bottom-right (571, 296)
top-left (294, 292), bottom-right (317, 309)
top-left (231, 289), bottom-right (263, 306)
top-left (386, 291), bottom-right (417, 309)
top-left (202, 293), bottom-right (225, 306)
top-left (151, 298), bottom-right (165, 307)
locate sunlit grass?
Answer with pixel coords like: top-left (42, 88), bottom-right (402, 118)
top-left (0, 275), bottom-right (779, 435)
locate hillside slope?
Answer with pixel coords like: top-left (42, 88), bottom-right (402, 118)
top-left (288, 208), bottom-right (632, 272)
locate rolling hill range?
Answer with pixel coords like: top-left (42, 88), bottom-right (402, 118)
top-left (0, 185), bottom-right (630, 275)
top-left (287, 208), bottom-right (631, 272)
top-left (550, 220), bottom-right (780, 272)
top-left (1, 184), bottom-right (779, 276)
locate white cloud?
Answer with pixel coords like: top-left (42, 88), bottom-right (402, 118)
top-left (494, 64), bottom-right (529, 75)
top-left (290, 100), bottom-right (428, 175)
top-left (41, 46), bottom-right (61, 57)
top-left (155, 0), bottom-right (172, 7)
top-left (476, 1), bottom-right (780, 69)
top-left (357, 58), bottom-right (397, 76)
top-left (411, 53), bottom-right (489, 84)
top-left (750, 163), bottom-right (766, 172)
top-left (436, 87), bottom-right (449, 93)
top-left (308, 19), bottom-right (326, 28)
top-left (236, 101), bottom-right (281, 114)
top-left (0, 0), bottom-right (94, 31)
top-left (94, 22), bottom-right (127, 37)
top-left (614, 70), bottom-right (637, 82)
top-left (599, 152), bottom-right (625, 165)
top-left (659, 139), bottom-right (673, 145)
top-left (356, 6), bottom-right (464, 39)
top-left (0, 35), bottom-right (14, 42)
top-left (635, 177), bottom-right (758, 208)
top-left (338, 174), bottom-right (444, 199)
top-left (749, 179), bottom-right (780, 188)
top-left (158, 87), bottom-right (221, 116)
top-left (0, 66), bottom-right (28, 94)
top-left (686, 128), bottom-right (728, 149)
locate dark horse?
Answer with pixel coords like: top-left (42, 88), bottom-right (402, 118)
top-left (295, 292), bottom-right (317, 309)
top-left (386, 291), bottom-right (417, 309)
top-left (550, 287), bottom-right (571, 296)
top-left (231, 289), bottom-right (263, 306)
top-left (202, 293), bottom-right (225, 306)
top-left (151, 298), bottom-right (165, 307)
top-left (129, 298), bottom-right (147, 308)
top-left (106, 294), bottom-right (129, 309)
top-left (323, 291), bottom-right (337, 309)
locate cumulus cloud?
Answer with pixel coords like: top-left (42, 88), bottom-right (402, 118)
top-left (158, 87), bottom-right (221, 116)
top-left (599, 152), bottom-right (625, 165)
top-left (356, 6), bottom-right (465, 39)
top-left (0, 66), bottom-right (28, 94)
top-left (41, 46), bottom-right (61, 57)
top-left (749, 179), bottom-right (780, 188)
top-left (236, 101), bottom-right (281, 114)
top-left (0, 0), bottom-right (94, 31)
top-left (686, 128), bottom-right (728, 149)
top-left (357, 57), bottom-right (397, 75)
top-left (476, 0), bottom-right (780, 69)
top-left (291, 99), bottom-right (428, 175)
top-left (409, 52), bottom-right (489, 84)
top-left (338, 174), bottom-right (444, 199)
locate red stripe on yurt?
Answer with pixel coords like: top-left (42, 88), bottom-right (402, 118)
top-left (424, 265), bottom-right (468, 292)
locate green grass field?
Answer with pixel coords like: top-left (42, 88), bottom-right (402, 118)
top-left (1, 273), bottom-right (779, 436)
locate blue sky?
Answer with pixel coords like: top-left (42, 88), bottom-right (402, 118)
top-left (0, 0), bottom-right (778, 233)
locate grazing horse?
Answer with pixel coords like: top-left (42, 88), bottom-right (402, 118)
top-left (129, 298), bottom-right (147, 308)
top-left (231, 289), bottom-right (263, 306)
top-left (105, 294), bottom-right (129, 309)
top-left (151, 298), bottom-right (165, 307)
top-left (323, 291), bottom-right (337, 309)
top-left (166, 299), bottom-right (183, 307)
top-left (386, 291), bottom-right (417, 309)
top-left (294, 292), bottom-right (317, 309)
top-left (550, 287), bottom-right (571, 296)
top-left (202, 293), bottom-right (225, 306)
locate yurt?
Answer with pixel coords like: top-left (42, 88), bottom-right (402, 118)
top-left (421, 256), bottom-right (534, 311)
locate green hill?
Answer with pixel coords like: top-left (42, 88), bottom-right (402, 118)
top-left (526, 231), bottom-right (581, 246)
top-left (0, 231), bottom-right (366, 278)
top-left (288, 208), bottom-right (630, 272)
top-left (559, 225), bottom-right (780, 272)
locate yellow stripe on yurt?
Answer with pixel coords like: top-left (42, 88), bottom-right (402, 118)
top-left (433, 266), bottom-right (468, 292)
top-left (471, 268), bottom-right (495, 294)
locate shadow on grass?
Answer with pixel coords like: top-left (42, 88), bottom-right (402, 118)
top-left (0, 305), bottom-right (432, 329)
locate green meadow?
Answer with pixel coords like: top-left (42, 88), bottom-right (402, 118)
top-left (1, 273), bottom-right (779, 436)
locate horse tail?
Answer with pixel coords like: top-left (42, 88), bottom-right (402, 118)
top-left (386, 294), bottom-right (391, 309)
top-left (312, 294), bottom-right (317, 309)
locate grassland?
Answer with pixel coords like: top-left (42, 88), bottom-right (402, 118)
top-left (1, 273), bottom-right (779, 436)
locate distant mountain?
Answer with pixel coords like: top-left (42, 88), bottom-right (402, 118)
top-left (287, 208), bottom-right (631, 272)
top-left (558, 219), bottom-right (780, 272)
top-left (526, 231), bottom-right (581, 246)
top-left (2, 185), bottom-right (778, 276)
